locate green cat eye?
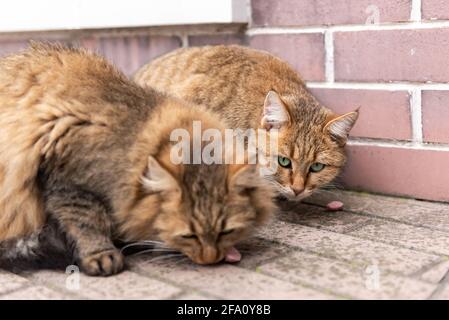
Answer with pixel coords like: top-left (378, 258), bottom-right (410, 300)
top-left (310, 162), bottom-right (325, 173)
top-left (278, 156), bottom-right (292, 168)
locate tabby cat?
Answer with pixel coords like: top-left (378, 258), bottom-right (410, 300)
top-left (0, 44), bottom-right (275, 276)
top-left (135, 45), bottom-right (359, 201)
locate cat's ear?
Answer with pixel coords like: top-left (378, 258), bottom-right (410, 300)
top-left (261, 91), bottom-right (291, 130)
top-left (141, 156), bottom-right (179, 193)
top-left (324, 110), bottom-right (359, 145)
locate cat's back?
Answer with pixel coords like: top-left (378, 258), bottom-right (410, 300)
top-left (0, 43), bottom-right (155, 242)
top-left (134, 45), bottom-right (305, 128)
top-left (135, 45), bottom-right (303, 86)
top-left (1, 43), bottom-right (118, 80)
top-left (1, 43), bottom-right (139, 105)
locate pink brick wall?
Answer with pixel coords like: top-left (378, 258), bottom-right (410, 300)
top-left (249, 34), bottom-right (325, 81)
top-left (251, 0), bottom-right (411, 26)
top-left (0, 34), bottom-right (181, 76)
top-left (247, 0), bottom-right (449, 202)
top-left (0, 0), bottom-right (448, 202)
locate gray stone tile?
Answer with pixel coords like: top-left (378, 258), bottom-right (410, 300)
top-left (0, 271), bottom-right (29, 295)
top-left (306, 190), bottom-right (449, 232)
top-left (175, 291), bottom-right (212, 300)
top-left (28, 269), bottom-right (182, 299)
top-left (278, 202), bottom-right (373, 233)
top-left (348, 220), bottom-right (449, 256)
top-left (134, 257), bottom-right (336, 299)
top-left (0, 286), bottom-right (69, 300)
top-left (260, 251), bottom-right (435, 299)
top-left (421, 259), bottom-right (449, 283)
top-left (235, 237), bottom-right (292, 269)
top-left (257, 221), bottom-right (441, 275)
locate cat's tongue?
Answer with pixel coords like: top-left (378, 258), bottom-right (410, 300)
top-left (224, 247), bottom-right (241, 263)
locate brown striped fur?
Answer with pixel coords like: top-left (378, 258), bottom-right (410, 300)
top-left (135, 45), bottom-right (358, 200)
top-left (0, 44), bottom-right (275, 275)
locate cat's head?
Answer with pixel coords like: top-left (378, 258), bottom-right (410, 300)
top-left (140, 156), bottom-right (274, 264)
top-left (120, 103), bottom-right (276, 264)
top-left (259, 90), bottom-right (358, 200)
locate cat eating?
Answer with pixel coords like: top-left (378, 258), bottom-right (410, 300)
top-left (135, 45), bottom-right (359, 201)
top-left (0, 44), bottom-right (275, 276)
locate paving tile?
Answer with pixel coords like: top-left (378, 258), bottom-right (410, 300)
top-left (0, 271), bottom-right (29, 295)
top-left (0, 286), bottom-right (69, 300)
top-left (348, 221), bottom-right (449, 256)
top-left (278, 202), bottom-right (373, 233)
top-left (175, 292), bottom-right (212, 300)
top-left (421, 259), bottom-right (449, 283)
top-left (1, 189), bottom-right (447, 300)
top-left (133, 257), bottom-right (336, 300)
top-left (235, 237), bottom-right (292, 269)
top-left (306, 190), bottom-right (449, 232)
top-left (28, 269), bottom-right (181, 300)
top-left (257, 220), bottom-right (441, 275)
top-left (431, 284), bottom-right (449, 300)
top-left (260, 251), bottom-right (435, 299)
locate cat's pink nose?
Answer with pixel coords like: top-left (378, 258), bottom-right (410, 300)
top-left (291, 186), bottom-right (304, 196)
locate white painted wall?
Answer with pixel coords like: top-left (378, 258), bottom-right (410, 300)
top-left (0, 0), bottom-right (248, 32)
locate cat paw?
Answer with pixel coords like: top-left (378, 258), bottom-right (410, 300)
top-left (80, 249), bottom-right (125, 276)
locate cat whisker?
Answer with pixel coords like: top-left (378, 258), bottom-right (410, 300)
top-left (119, 241), bottom-right (171, 254)
top-left (120, 243), bottom-right (153, 253)
top-left (139, 240), bottom-right (168, 246)
top-left (145, 253), bottom-right (185, 263)
top-left (172, 256), bottom-right (191, 266)
top-left (131, 248), bottom-right (179, 256)
top-left (320, 185), bottom-right (340, 190)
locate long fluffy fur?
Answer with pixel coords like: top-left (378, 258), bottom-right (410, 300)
top-left (0, 44), bottom-right (276, 274)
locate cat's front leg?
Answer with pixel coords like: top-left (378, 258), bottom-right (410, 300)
top-left (45, 188), bottom-right (124, 276)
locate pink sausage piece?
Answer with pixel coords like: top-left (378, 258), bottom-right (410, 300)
top-left (225, 246), bottom-right (242, 263)
top-left (326, 201), bottom-right (344, 211)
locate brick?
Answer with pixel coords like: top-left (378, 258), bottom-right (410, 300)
top-left (420, 259), bottom-right (449, 283)
top-left (251, 0), bottom-right (411, 27)
top-left (175, 292), bottom-right (211, 300)
top-left (257, 220), bottom-right (440, 275)
top-left (0, 271), bottom-right (29, 295)
top-left (422, 90), bottom-right (449, 144)
top-left (342, 145), bottom-right (449, 202)
top-left (432, 284), bottom-right (449, 299)
top-left (0, 286), bottom-right (69, 300)
top-left (235, 237), bottom-right (292, 269)
top-left (422, 0), bottom-right (449, 20)
top-left (335, 29), bottom-right (449, 82)
top-left (249, 34), bottom-right (325, 81)
top-left (260, 251), bottom-right (435, 299)
top-left (309, 88), bottom-right (412, 140)
top-left (78, 35), bottom-right (181, 75)
top-left (305, 190), bottom-right (449, 232)
top-left (278, 202), bottom-right (372, 233)
top-left (188, 34), bottom-right (246, 46)
top-left (134, 258), bottom-right (335, 299)
top-left (349, 220), bottom-right (449, 256)
top-left (29, 270), bottom-right (181, 299)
